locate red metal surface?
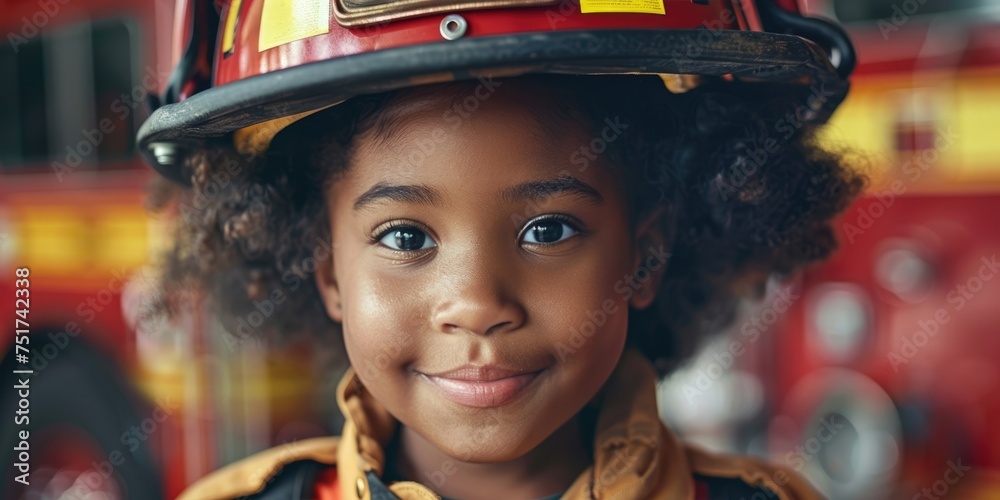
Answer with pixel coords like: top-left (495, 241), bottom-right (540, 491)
top-left (769, 194), bottom-right (1000, 489)
top-left (19, 428), bottom-right (123, 498)
top-left (847, 19), bottom-right (1000, 77)
top-left (214, 0), bottom-right (753, 85)
top-left (774, 0), bottom-right (800, 13)
top-left (0, 0), bottom-right (151, 25)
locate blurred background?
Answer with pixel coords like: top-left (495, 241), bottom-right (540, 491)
top-left (1, 0), bottom-right (999, 498)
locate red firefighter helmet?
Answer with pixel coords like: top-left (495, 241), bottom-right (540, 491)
top-left (138, 0), bottom-right (855, 184)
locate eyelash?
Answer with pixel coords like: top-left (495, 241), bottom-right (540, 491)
top-left (369, 219), bottom-right (433, 243)
top-left (368, 213), bottom-right (585, 252)
top-left (517, 213), bottom-right (585, 245)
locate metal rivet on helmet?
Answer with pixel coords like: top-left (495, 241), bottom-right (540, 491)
top-left (440, 14), bottom-right (468, 41)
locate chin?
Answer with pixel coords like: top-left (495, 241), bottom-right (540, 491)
top-left (429, 426), bottom-right (545, 463)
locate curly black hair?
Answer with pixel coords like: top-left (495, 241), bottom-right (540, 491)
top-left (147, 73), bottom-right (866, 372)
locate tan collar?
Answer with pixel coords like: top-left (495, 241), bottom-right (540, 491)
top-left (334, 349), bottom-right (695, 500)
top-left (177, 349), bottom-right (820, 500)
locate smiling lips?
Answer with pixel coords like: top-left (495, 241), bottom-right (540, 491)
top-left (419, 365), bottom-right (544, 408)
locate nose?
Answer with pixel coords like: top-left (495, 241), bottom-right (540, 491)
top-left (431, 261), bottom-right (527, 337)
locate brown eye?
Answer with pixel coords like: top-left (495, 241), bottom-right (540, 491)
top-left (520, 217), bottom-right (579, 245)
top-left (378, 226), bottom-right (435, 251)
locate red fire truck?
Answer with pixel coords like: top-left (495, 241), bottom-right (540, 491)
top-left (0, 0), bottom-right (191, 497)
top-left (0, 1), bottom-right (329, 498)
top-left (660, 1), bottom-right (1000, 498)
top-left (774, 1), bottom-right (1000, 497)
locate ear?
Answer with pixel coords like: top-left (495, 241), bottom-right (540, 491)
top-left (314, 239), bottom-right (344, 323)
top-left (629, 205), bottom-right (672, 310)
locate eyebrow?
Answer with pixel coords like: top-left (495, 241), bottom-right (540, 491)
top-left (353, 181), bottom-right (441, 212)
top-left (500, 176), bottom-right (604, 206)
top-left (352, 176), bottom-right (604, 212)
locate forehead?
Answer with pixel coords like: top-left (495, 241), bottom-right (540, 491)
top-left (344, 80), bottom-right (615, 188)
top-left (358, 81), bottom-right (577, 150)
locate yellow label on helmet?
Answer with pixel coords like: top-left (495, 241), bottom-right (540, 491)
top-left (259, 0), bottom-right (331, 52)
top-left (579, 0), bottom-right (664, 15)
top-left (222, 0), bottom-right (243, 56)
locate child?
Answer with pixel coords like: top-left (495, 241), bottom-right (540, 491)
top-left (150, 72), bottom-right (864, 500)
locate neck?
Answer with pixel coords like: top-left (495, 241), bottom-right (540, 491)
top-left (390, 410), bottom-right (595, 500)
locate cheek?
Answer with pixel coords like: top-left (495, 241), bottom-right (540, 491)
top-left (339, 259), bottom-right (427, 380)
top-left (528, 235), bottom-right (634, 358)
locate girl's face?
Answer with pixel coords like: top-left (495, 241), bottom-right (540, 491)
top-left (316, 81), bottom-right (666, 462)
